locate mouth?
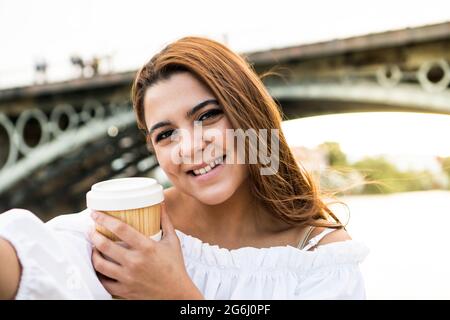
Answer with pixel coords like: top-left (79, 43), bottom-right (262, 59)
top-left (187, 154), bottom-right (227, 177)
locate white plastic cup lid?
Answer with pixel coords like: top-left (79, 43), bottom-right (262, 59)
top-left (86, 177), bottom-right (164, 211)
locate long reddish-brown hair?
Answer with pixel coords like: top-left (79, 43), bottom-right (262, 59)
top-left (131, 36), bottom-right (344, 229)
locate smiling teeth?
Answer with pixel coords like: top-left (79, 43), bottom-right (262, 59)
top-left (193, 156), bottom-right (224, 176)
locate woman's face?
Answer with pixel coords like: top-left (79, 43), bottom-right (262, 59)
top-left (143, 72), bottom-right (248, 205)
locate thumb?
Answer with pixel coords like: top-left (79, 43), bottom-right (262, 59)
top-left (160, 202), bottom-right (175, 239)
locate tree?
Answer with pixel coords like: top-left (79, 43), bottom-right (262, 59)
top-left (318, 141), bottom-right (348, 167)
top-left (438, 156), bottom-right (450, 190)
top-left (352, 156), bottom-right (435, 194)
top-left (439, 156), bottom-right (450, 177)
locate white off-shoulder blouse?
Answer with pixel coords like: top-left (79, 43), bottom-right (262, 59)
top-left (0, 208), bottom-right (369, 299)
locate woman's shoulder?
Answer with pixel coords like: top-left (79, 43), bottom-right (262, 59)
top-left (288, 219), bottom-right (352, 251)
top-left (304, 223), bottom-right (352, 250)
top-left (45, 208), bottom-right (93, 234)
top-left (316, 227), bottom-right (352, 244)
top-left (0, 208), bottom-right (91, 233)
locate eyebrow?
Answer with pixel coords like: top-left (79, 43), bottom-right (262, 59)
top-left (148, 99), bottom-right (219, 137)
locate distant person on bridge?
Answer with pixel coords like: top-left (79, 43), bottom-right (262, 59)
top-left (0, 37), bottom-right (369, 300)
top-left (34, 58), bottom-right (47, 84)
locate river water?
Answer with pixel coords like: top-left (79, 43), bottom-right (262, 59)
top-left (334, 190), bottom-right (450, 299)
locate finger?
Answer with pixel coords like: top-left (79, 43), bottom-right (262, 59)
top-left (160, 202), bottom-right (175, 239)
top-left (98, 275), bottom-right (125, 298)
top-left (90, 230), bottom-right (129, 264)
top-left (92, 210), bottom-right (147, 249)
top-left (91, 248), bottom-right (124, 281)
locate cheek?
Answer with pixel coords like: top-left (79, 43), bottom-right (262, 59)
top-left (235, 163), bottom-right (249, 183)
top-left (213, 121), bottom-right (235, 155)
top-left (154, 148), bottom-right (178, 175)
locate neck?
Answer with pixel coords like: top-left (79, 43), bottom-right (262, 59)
top-left (179, 180), bottom-right (289, 245)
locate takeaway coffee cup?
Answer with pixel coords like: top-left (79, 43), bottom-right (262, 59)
top-left (86, 177), bottom-right (164, 242)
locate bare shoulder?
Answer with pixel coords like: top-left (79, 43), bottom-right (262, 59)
top-left (305, 220), bottom-right (352, 249)
top-left (317, 228), bottom-right (352, 245)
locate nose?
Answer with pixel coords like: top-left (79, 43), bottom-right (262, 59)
top-left (178, 127), bottom-right (207, 164)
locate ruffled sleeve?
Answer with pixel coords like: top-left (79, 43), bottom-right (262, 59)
top-left (0, 208), bottom-right (111, 299)
top-left (176, 230), bottom-right (369, 300)
top-left (292, 241), bottom-right (368, 299)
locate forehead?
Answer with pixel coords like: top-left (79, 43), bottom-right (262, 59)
top-left (143, 72), bottom-right (214, 118)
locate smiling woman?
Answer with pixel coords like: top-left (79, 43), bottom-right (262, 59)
top-left (0, 36), bottom-right (368, 300)
top-left (131, 37), bottom-right (347, 228)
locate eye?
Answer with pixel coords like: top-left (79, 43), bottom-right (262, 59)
top-left (155, 129), bottom-right (175, 142)
top-left (198, 109), bottom-right (223, 122)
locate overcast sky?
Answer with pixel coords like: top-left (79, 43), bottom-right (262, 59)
top-left (1, 0), bottom-right (449, 87)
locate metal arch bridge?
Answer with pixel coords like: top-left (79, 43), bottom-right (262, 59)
top-left (246, 21), bottom-right (450, 118)
top-left (1, 21), bottom-right (450, 220)
top-left (0, 100), bottom-right (159, 220)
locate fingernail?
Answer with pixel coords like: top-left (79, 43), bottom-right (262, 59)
top-left (91, 210), bottom-right (98, 220)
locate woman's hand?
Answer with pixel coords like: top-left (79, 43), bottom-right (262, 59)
top-left (88, 203), bottom-right (203, 300)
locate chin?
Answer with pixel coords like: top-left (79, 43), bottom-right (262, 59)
top-left (190, 182), bottom-right (236, 205)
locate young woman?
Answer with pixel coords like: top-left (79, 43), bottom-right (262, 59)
top-left (0, 37), bottom-right (369, 300)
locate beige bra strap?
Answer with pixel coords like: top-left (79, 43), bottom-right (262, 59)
top-left (297, 225), bottom-right (315, 250)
